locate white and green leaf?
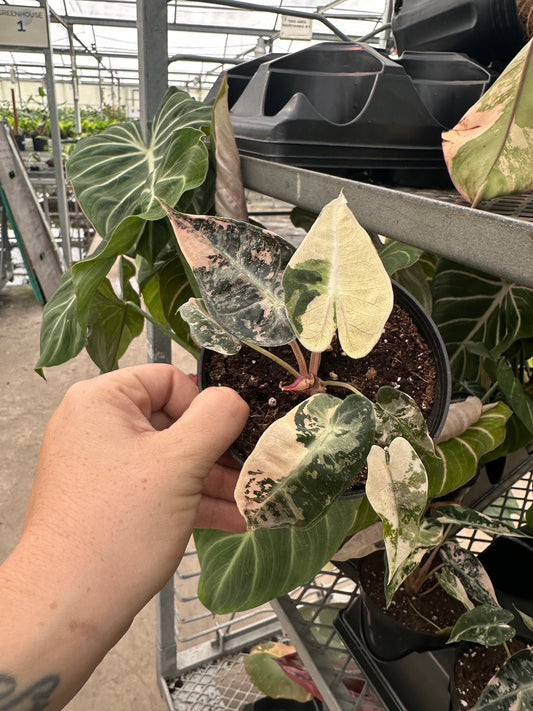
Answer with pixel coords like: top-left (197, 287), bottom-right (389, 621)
top-left (244, 643), bottom-right (312, 703)
top-left (434, 504), bottom-right (531, 538)
top-left (378, 239), bottom-right (423, 276)
top-left (179, 297), bottom-right (241, 354)
top-left (374, 386), bottom-right (435, 456)
top-left (436, 566), bottom-right (474, 611)
top-left (442, 39), bottom-right (533, 206)
top-left (333, 521), bottom-right (384, 561)
top-left (448, 605), bottom-right (515, 646)
top-left (440, 541), bottom-right (498, 607)
top-left (283, 193), bottom-right (393, 358)
top-left (194, 497), bottom-right (359, 613)
top-left (66, 88), bottom-right (211, 239)
top-left (235, 392), bottom-right (375, 529)
top-left (164, 209), bottom-right (295, 346)
top-left (470, 649), bottom-right (533, 711)
top-left (366, 438), bottom-right (428, 586)
top-left (425, 401), bottom-right (511, 500)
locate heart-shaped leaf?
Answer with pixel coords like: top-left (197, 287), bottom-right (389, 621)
top-left (179, 297), bottom-right (241, 354)
top-left (235, 392), bottom-right (375, 529)
top-left (194, 497), bottom-right (359, 613)
top-left (440, 541), bottom-right (498, 607)
top-left (448, 605), bottom-right (515, 646)
top-left (374, 386), bottom-right (435, 456)
top-left (425, 401), bottom-right (511, 499)
top-left (366, 438), bottom-right (428, 585)
top-left (443, 39), bottom-right (533, 206)
top-left (432, 261), bottom-right (533, 385)
top-left (471, 649), bottom-right (533, 711)
top-left (283, 192), bottom-right (393, 358)
top-left (66, 88), bottom-right (211, 239)
top-left (164, 209), bottom-right (295, 346)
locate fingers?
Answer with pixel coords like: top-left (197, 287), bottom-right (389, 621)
top-left (201, 464), bottom-right (240, 501)
top-left (195, 496), bottom-right (247, 532)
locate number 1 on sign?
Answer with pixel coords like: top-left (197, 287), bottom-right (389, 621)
top-left (17, 20), bottom-right (26, 31)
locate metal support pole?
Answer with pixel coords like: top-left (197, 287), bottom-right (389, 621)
top-left (40, 0), bottom-right (71, 267)
top-left (68, 25), bottom-right (82, 134)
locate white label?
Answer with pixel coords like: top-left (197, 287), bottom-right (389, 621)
top-left (0, 5), bottom-right (49, 49)
top-left (280, 15), bottom-right (313, 40)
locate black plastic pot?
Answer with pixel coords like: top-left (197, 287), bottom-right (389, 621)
top-left (241, 698), bottom-right (324, 711)
top-left (14, 134), bottom-right (25, 151)
top-left (478, 533), bottom-right (533, 643)
top-left (198, 280), bottom-right (451, 462)
top-left (392, 0), bottom-right (527, 67)
top-left (227, 41), bottom-right (490, 185)
top-left (32, 135), bottom-right (48, 151)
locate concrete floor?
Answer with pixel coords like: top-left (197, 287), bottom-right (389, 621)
top-left (0, 284), bottom-right (196, 711)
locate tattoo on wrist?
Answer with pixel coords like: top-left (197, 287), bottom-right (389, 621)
top-left (0, 674), bottom-right (59, 711)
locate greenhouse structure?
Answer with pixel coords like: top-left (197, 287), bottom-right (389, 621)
top-left (1, 1), bottom-right (533, 710)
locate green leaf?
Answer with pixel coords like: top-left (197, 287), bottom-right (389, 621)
top-left (213, 75), bottom-right (248, 221)
top-left (66, 88), bottom-right (211, 238)
top-left (434, 504), bottom-right (531, 537)
top-left (471, 649), bottom-right (533, 711)
top-left (135, 218), bottom-right (174, 266)
top-left (378, 239), bottom-right (423, 276)
top-left (443, 39), bottom-right (533, 206)
top-left (85, 279), bottom-right (144, 372)
top-left (179, 297), bottom-right (241, 354)
top-left (235, 392), bottom-right (375, 529)
top-left (431, 260), bottom-right (533, 385)
top-left (425, 401), bottom-right (511, 499)
top-left (36, 271), bottom-right (86, 371)
top-left (448, 604), bottom-right (515, 646)
top-left (496, 359), bottom-right (533, 435)
top-left (393, 260), bottom-right (433, 313)
top-left (440, 541), bottom-right (498, 607)
top-left (374, 386), bottom-right (435, 456)
top-left (282, 193), bottom-right (393, 358)
top-left (194, 497), bottom-right (359, 613)
top-left (164, 209), bottom-right (295, 346)
top-left (435, 566), bottom-right (474, 611)
top-left (516, 607), bottom-right (533, 632)
top-left (366, 438), bottom-right (428, 589)
top-left (157, 254), bottom-right (197, 347)
top-left (244, 643), bottom-right (312, 703)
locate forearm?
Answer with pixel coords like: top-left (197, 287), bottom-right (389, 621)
top-left (0, 534), bottom-right (134, 711)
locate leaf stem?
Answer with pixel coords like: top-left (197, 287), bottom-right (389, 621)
top-left (321, 380), bottom-right (364, 396)
top-left (309, 351), bottom-right (321, 379)
top-left (481, 381), bottom-right (499, 405)
top-left (125, 301), bottom-right (199, 358)
top-left (290, 340), bottom-right (309, 377)
top-left (244, 341), bottom-right (300, 378)
top-left (406, 596), bottom-right (442, 632)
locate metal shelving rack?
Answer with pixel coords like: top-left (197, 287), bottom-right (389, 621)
top-left (157, 162), bottom-right (533, 711)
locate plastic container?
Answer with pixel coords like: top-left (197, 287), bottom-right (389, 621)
top-left (392, 0), bottom-right (527, 67)
top-left (228, 42), bottom-right (490, 185)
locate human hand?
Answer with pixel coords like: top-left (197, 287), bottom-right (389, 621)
top-left (0, 364), bottom-right (248, 710)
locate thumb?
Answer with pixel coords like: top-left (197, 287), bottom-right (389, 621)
top-left (159, 386), bottom-right (249, 480)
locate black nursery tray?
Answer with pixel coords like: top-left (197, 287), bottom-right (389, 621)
top-left (334, 598), bottom-right (456, 711)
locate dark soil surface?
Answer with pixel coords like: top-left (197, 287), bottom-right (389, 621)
top-left (203, 304), bottom-right (436, 463)
top-left (453, 639), bottom-right (527, 709)
top-left (359, 550), bottom-right (466, 635)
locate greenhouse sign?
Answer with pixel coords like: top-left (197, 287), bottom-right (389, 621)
top-left (0, 5), bottom-right (49, 49)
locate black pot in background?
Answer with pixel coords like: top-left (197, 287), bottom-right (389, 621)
top-left (32, 135), bottom-right (48, 151)
top-left (392, 0), bottom-right (527, 67)
top-left (240, 698), bottom-right (324, 711)
top-left (14, 134), bottom-right (25, 151)
top-left (198, 280), bottom-right (451, 463)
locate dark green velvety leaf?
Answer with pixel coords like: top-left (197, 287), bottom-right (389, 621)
top-left (36, 271), bottom-right (86, 372)
top-left (86, 279), bottom-right (144, 372)
top-left (165, 209), bottom-right (295, 346)
top-left (378, 239), bottom-right (423, 276)
top-left (157, 254), bottom-right (197, 351)
top-left (471, 649), bottom-right (533, 711)
top-left (496, 359), bottom-right (533, 435)
top-left (135, 218), bottom-right (174, 266)
top-left (194, 497), bottom-right (359, 613)
top-left (67, 88), bottom-right (211, 239)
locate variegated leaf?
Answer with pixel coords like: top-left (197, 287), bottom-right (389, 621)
top-left (179, 297), bottom-right (241, 355)
top-left (195, 497), bottom-right (359, 613)
top-left (67, 88), bottom-right (211, 239)
top-left (440, 541), bottom-right (498, 607)
top-left (374, 386), bottom-right (435, 456)
top-left (366, 438), bottom-right (428, 585)
top-left (434, 504), bottom-right (531, 537)
top-left (378, 239), bottom-right (423, 276)
top-left (435, 566), bottom-right (474, 611)
top-left (164, 208), bottom-right (295, 346)
top-left (443, 39), bottom-right (533, 206)
top-left (425, 401), bottom-right (511, 500)
top-left (437, 396), bottom-right (484, 443)
top-left (282, 193), bottom-right (393, 358)
top-left (448, 604), bottom-right (515, 646)
top-left (471, 649), bottom-right (533, 711)
top-left (235, 392), bottom-right (375, 529)
top-left (431, 259), bottom-right (533, 385)
top-left (244, 643), bottom-right (312, 703)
